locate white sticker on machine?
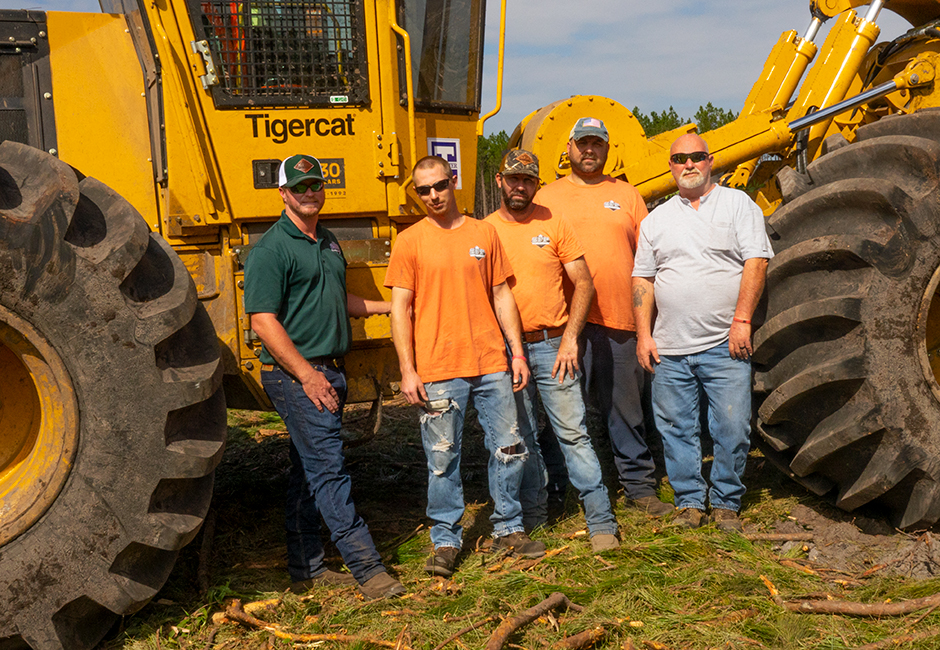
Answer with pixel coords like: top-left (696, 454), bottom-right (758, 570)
top-left (427, 138), bottom-right (462, 190)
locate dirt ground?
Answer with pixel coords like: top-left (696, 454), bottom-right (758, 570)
top-left (212, 396), bottom-right (940, 589)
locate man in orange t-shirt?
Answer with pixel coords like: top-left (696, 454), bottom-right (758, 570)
top-left (386, 156), bottom-right (541, 578)
top-left (536, 117), bottom-right (673, 516)
top-left (485, 150), bottom-right (619, 553)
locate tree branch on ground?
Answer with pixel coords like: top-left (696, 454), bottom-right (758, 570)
top-left (553, 626), bottom-right (605, 649)
top-left (485, 592), bottom-right (584, 650)
top-left (224, 599), bottom-right (413, 649)
top-left (786, 592), bottom-right (940, 616)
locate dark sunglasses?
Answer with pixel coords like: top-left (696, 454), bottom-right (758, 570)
top-left (288, 180), bottom-right (324, 194)
top-left (669, 151), bottom-right (709, 165)
top-left (414, 178), bottom-right (451, 196)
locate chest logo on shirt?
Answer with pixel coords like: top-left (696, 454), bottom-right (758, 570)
top-left (469, 246), bottom-right (486, 260)
top-left (604, 200), bottom-right (621, 211)
top-left (531, 234), bottom-right (551, 248)
top-left (329, 242), bottom-right (343, 255)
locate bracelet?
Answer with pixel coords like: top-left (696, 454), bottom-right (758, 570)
top-left (512, 355), bottom-right (527, 361)
top-left (733, 317), bottom-right (751, 324)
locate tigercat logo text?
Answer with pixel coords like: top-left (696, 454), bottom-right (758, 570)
top-left (245, 113), bottom-right (356, 144)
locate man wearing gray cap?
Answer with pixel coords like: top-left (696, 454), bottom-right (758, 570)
top-left (245, 154), bottom-right (404, 599)
top-left (485, 150), bottom-right (620, 552)
top-left (536, 118), bottom-right (673, 517)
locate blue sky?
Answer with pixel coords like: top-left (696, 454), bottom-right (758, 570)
top-left (11, 0), bottom-right (911, 135)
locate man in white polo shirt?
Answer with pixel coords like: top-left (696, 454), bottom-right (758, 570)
top-left (632, 134), bottom-right (773, 532)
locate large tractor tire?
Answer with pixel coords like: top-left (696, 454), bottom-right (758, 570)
top-left (753, 109), bottom-right (940, 530)
top-left (0, 142), bottom-right (226, 649)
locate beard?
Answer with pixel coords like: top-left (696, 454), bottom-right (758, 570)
top-left (571, 156), bottom-right (603, 175)
top-left (501, 185), bottom-right (533, 211)
top-left (677, 169), bottom-right (707, 190)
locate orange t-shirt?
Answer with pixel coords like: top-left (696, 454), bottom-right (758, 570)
top-left (385, 217), bottom-right (512, 382)
top-left (536, 176), bottom-right (647, 331)
top-left (483, 205), bottom-right (584, 332)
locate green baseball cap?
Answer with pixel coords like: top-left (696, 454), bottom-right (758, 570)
top-left (278, 154), bottom-right (327, 188)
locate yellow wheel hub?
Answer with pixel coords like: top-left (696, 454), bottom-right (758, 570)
top-left (0, 305), bottom-right (78, 545)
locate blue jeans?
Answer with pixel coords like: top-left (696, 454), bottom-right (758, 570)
top-left (420, 371), bottom-right (527, 550)
top-left (262, 365), bottom-right (386, 584)
top-left (651, 344), bottom-right (752, 511)
top-left (518, 336), bottom-right (617, 536)
top-left (581, 323), bottom-right (657, 498)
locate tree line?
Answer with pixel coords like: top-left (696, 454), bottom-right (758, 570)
top-left (474, 103), bottom-right (737, 218)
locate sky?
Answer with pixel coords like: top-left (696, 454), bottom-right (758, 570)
top-left (9, 0), bottom-right (913, 136)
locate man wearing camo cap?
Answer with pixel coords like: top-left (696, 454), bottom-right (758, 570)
top-left (484, 149), bottom-right (620, 552)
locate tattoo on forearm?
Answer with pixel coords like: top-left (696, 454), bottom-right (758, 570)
top-left (632, 285), bottom-right (646, 309)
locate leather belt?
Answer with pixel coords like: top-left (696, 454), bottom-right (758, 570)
top-left (523, 326), bottom-right (565, 343)
top-left (261, 356), bottom-right (344, 373)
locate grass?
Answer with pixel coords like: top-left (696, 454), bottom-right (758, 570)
top-left (100, 401), bottom-right (940, 650)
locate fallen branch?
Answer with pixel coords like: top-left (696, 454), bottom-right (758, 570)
top-left (485, 592), bottom-right (584, 650)
top-left (554, 626), bottom-right (605, 649)
top-left (786, 592), bottom-right (940, 616)
top-left (431, 615), bottom-right (497, 650)
top-left (760, 575), bottom-right (784, 607)
top-left (224, 599), bottom-right (412, 649)
top-left (641, 641), bottom-right (674, 650)
top-left (746, 533), bottom-right (814, 542)
top-left (779, 559), bottom-right (818, 576)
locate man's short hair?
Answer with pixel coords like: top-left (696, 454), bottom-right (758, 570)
top-left (413, 155), bottom-right (452, 180)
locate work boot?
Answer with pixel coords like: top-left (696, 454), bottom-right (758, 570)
top-left (590, 533), bottom-right (620, 553)
top-left (673, 508), bottom-right (708, 529)
top-left (626, 495), bottom-right (676, 517)
top-left (492, 532), bottom-right (546, 558)
top-left (359, 572), bottom-right (406, 600)
top-left (289, 569), bottom-right (357, 592)
top-left (424, 546), bottom-right (460, 577)
top-left (711, 508), bottom-right (743, 532)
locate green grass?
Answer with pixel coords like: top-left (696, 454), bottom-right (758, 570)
top-left (101, 404), bottom-right (940, 650)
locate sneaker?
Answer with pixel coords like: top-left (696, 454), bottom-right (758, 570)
top-left (590, 533), bottom-right (620, 553)
top-left (424, 546), bottom-right (459, 577)
top-left (673, 508), bottom-right (708, 529)
top-left (492, 532), bottom-right (546, 559)
top-left (712, 508), bottom-right (743, 532)
top-left (626, 495), bottom-right (676, 517)
top-left (290, 569), bottom-right (357, 592)
top-left (359, 571), bottom-right (406, 600)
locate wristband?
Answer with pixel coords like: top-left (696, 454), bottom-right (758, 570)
top-left (512, 355), bottom-right (527, 361)
top-left (733, 317), bottom-right (751, 324)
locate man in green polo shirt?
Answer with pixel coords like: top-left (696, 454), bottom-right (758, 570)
top-left (244, 154), bottom-right (404, 600)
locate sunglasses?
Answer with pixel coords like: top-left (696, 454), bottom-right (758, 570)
top-left (669, 151), bottom-right (709, 165)
top-left (414, 178), bottom-right (451, 196)
top-left (288, 181), bottom-right (324, 194)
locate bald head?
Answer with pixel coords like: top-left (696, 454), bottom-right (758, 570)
top-left (670, 133), bottom-right (709, 156)
top-left (668, 133), bottom-right (714, 198)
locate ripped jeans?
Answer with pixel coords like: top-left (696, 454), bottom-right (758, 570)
top-left (420, 371), bottom-right (527, 550)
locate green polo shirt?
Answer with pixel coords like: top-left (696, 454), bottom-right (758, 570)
top-left (244, 212), bottom-right (351, 364)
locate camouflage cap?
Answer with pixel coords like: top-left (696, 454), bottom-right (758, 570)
top-left (499, 149), bottom-right (540, 178)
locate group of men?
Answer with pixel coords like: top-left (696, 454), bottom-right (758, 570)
top-left (243, 117), bottom-right (773, 600)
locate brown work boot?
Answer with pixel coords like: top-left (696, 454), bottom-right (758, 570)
top-left (711, 508), bottom-right (743, 532)
top-left (424, 546), bottom-right (459, 577)
top-left (673, 508), bottom-right (708, 529)
top-left (590, 533), bottom-right (620, 553)
top-left (492, 532), bottom-right (546, 558)
top-left (359, 571), bottom-right (406, 600)
top-left (290, 569), bottom-right (357, 592)
top-left (626, 495), bottom-right (676, 517)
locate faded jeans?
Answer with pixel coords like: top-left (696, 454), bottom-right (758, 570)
top-left (517, 336), bottom-right (617, 536)
top-left (420, 371), bottom-right (527, 550)
top-left (262, 365), bottom-right (386, 584)
top-left (651, 343), bottom-right (752, 511)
